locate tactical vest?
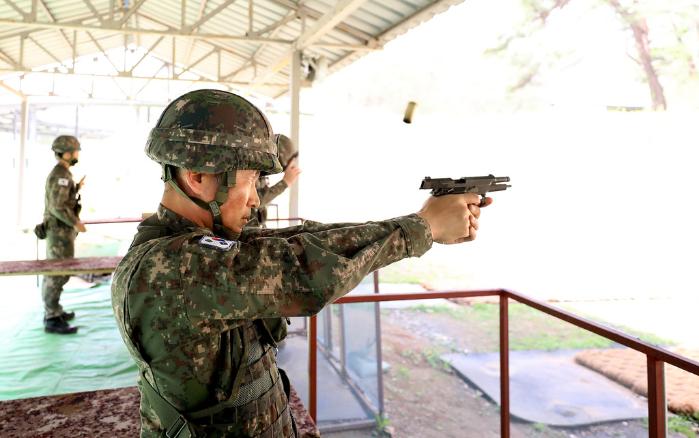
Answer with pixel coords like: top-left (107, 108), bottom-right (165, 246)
top-left (123, 216), bottom-right (295, 437)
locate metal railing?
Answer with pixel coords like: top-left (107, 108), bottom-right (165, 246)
top-left (307, 271), bottom-right (699, 438)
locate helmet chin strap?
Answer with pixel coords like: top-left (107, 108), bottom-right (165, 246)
top-left (162, 165), bottom-right (238, 237)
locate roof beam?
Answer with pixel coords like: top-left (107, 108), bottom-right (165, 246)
top-left (252, 0), bottom-right (369, 86)
top-left (294, 0), bottom-right (368, 50)
top-left (176, 47), bottom-right (216, 78)
top-left (82, 0), bottom-right (104, 24)
top-left (221, 10), bottom-right (296, 82)
top-left (0, 81), bottom-right (24, 98)
top-left (0, 48), bottom-right (19, 68)
top-left (27, 36), bottom-right (63, 65)
top-left (86, 31), bottom-right (122, 74)
top-left (36, 0), bottom-right (74, 53)
top-left (0, 67), bottom-right (288, 88)
top-left (117, 0), bottom-right (148, 28)
top-left (186, 0), bottom-right (236, 33)
top-left (3, 0), bottom-right (28, 19)
top-left (0, 18), bottom-right (293, 45)
top-left (270, 0), bottom-right (376, 43)
top-left (128, 36), bottom-right (164, 73)
top-left (137, 11), bottom-right (252, 65)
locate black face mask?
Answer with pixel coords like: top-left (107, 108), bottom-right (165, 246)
top-left (69, 158), bottom-right (79, 166)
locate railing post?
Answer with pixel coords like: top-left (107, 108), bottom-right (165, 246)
top-left (499, 293), bottom-right (510, 438)
top-left (373, 270), bottom-right (385, 415)
top-left (647, 356), bottom-right (667, 438)
top-left (308, 314), bottom-right (317, 422)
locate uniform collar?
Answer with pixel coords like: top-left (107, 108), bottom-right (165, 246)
top-left (154, 204), bottom-right (202, 234)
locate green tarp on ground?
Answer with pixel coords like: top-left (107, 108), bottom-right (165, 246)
top-left (0, 277), bottom-right (137, 400)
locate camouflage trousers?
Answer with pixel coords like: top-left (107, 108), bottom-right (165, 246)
top-left (42, 225), bottom-right (77, 319)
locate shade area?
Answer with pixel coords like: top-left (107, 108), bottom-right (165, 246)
top-left (0, 278), bottom-right (137, 401)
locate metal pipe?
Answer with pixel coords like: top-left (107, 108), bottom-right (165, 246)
top-left (289, 49), bottom-right (301, 220)
top-left (499, 294), bottom-right (510, 438)
top-left (647, 357), bottom-right (667, 438)
top-left (335, 290), bottom-right (502, 304)
top-left (308, 314), bottom-right (317, 421)
top-left (373, 270), bottom-right (385, 415)
top-left (16, 98), bottom-right (29, 227)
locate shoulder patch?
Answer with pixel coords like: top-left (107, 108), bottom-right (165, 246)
top-left (57, 178), bottom-right (70, 187)
top-left (199, 235), bottom-right (237, 251)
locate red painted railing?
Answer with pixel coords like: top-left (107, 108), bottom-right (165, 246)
top-left (307, 272), bottom-right (699, 438)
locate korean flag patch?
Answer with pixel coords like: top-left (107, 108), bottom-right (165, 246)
top-left (57, 178), bottom-right (70, 187)
top-left (199, 235), bottom-right (237, 251)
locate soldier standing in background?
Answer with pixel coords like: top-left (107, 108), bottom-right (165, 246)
top-left (112, 89), bottom-right (489, 437)
top-left (42, 135), bottom-right (86, 335)
top-left (252, 134), bottom-right (301, 227)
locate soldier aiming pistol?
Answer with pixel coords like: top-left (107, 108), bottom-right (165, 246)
top-left (421, 175), bottom-right (511, 206)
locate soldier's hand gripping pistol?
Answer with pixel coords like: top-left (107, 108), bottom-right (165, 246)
top-left (420, 175), bottom-right (511, 206)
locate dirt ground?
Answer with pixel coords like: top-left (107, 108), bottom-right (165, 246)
top-left (323, 304), bottom-right (696, 438)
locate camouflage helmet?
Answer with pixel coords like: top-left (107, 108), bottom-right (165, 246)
top-left (51, 135), bottom-right (81, 154)
top-left (274, 134), bottom-right (298, 169)
top-left (146, 89), bottom-right (282, 175)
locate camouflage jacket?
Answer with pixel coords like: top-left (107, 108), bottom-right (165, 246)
top-left (43, 163), bottom-right (80, 228)
top-left (257, 177), bottom-right (288, 207)
top-left (111, 205), bottom-right (431, 435)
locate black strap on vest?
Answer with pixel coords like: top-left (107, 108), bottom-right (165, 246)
top-left (140, 371), bottom-right (195, 438)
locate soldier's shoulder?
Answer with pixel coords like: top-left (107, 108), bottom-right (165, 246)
top-left (47, 165), bottom-right (71, 184)
top-left (114, 231), bottom-right (207, 289)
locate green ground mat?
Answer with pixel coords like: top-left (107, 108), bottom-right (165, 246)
top-left (0, 277), bottom-right (137, 400)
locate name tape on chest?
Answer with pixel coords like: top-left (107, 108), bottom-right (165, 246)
top-left (57, 178), bottom-right (70, 187)
top-left (199, 235), bottom-right (237, 251)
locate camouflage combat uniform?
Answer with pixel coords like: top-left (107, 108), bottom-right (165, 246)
top-left (42, 162), bottom-right (80, 319)
top-left (112, 205), bottom-right (431, 437)
top-left (111, 89), bottom-right (432, 437)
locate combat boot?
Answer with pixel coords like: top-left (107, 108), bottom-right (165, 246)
top-left (44, 316), bottom-right (78, 334)
top-left (61, 311), bottom-right (75, 321)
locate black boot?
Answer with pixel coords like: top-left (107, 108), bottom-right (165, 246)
top-left (61, 311), bottom-right (75, 321)
top-left (44, 316), bottom-right (78, 335)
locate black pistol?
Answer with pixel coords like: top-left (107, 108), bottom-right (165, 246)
top-left (420, 175), bottom-right (511, 206)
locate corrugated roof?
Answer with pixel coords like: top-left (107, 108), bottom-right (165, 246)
top-left (0, 0), bottom-right (463, 99)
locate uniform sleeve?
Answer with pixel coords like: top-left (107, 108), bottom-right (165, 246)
top-left (258, 180), bottom-right (288, 207)
top-left (181, 214), bottom-right (432, 321)
top-left (47, 177), bottom-right (79, 227)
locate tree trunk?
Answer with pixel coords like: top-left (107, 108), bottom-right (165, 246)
top-left (608, 0), bottom-right (667, 110)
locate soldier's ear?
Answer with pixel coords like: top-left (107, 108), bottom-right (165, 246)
top-left (182, 171), bottom-right (217, 198)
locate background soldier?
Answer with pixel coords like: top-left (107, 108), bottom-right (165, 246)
top-left (112, 89), bottom-right (489, 437)
top-left (251, 134), bottom-right (301, 226)
top-left (42, 135), bottom-right (86, 334)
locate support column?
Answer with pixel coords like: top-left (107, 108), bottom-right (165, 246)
top-left (16, 98), bottom-right (29, 227)
top-left (289, 50), bottom-right (301, 219)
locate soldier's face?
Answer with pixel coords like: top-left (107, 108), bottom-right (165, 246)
top-left (220, 170), bottom-right (261, 233)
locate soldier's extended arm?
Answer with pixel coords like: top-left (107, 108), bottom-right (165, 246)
top-left (47, 178), bottom-right (80, 227)
top-left (176, 215), bottom-right (431, 320)
top-left (258, 180), bottom-right (288, 207)
top-left (420, 175), bottom-right (510, 206)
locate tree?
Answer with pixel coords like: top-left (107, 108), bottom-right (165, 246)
top-left (487, 0), bottom-right (699, 110)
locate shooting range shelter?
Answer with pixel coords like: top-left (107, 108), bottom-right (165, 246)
top-left (0, 0), bottom-right (464, 433)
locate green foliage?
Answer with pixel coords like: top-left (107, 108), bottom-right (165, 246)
top-left (422, 348), bottom-right (451, 372)
top-left (395, 366), bottom-right (410, 379)
top-left (532, 422), bottom-right (548, 432)
top-left (399, 349), bottom-right (420, 365)
top-left (668, 415), bottom-right (697, 438)
top-left (374, 413), bottom-right (391, 436)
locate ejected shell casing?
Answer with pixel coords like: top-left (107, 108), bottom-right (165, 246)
top-left (403, 101), bottom-right (417, 124)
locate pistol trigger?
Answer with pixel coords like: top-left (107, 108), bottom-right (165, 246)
top-left (479, 196), bottom-right (487, 207)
